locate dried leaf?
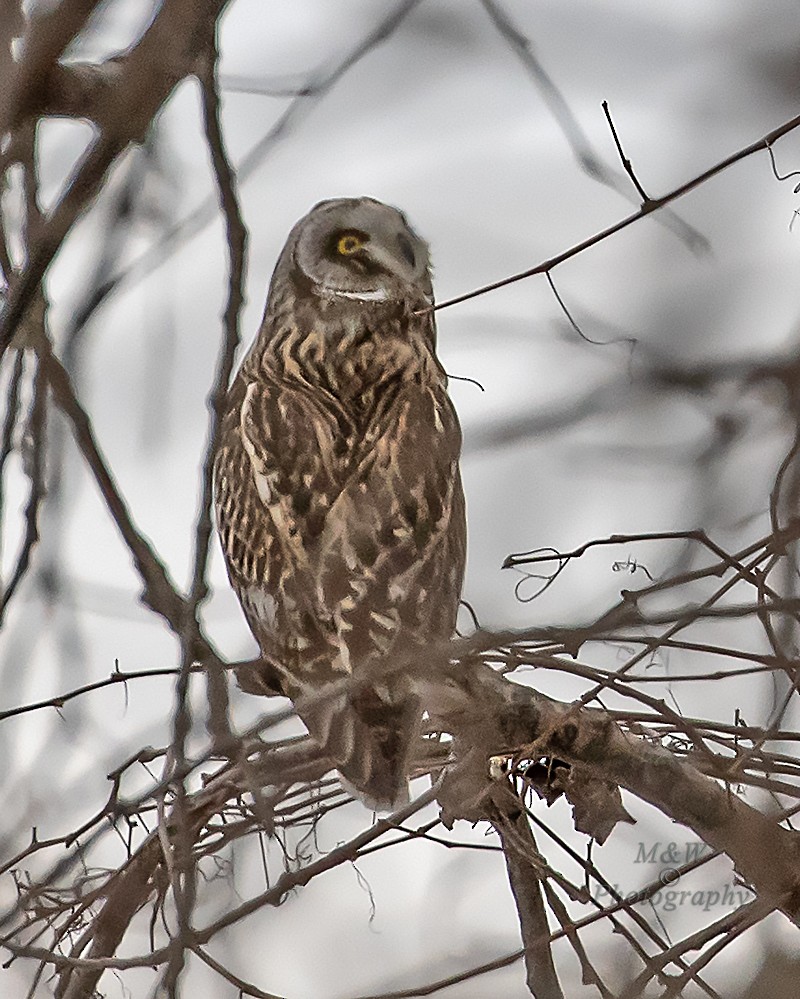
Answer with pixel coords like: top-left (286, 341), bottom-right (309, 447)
top-left (563, 767), bottom-right (636, 844)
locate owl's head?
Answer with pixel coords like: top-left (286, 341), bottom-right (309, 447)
top-left (283, 197), bottom-right (433, 304)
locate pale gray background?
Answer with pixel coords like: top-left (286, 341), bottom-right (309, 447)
top-left (2, 1), bottom-right (800, 995)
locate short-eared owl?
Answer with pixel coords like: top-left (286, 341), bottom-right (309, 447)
top-left (214, 197), bottom-right (466, 809)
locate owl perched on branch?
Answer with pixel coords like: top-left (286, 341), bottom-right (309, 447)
top-left (214, 197), bottom-right (466, 809)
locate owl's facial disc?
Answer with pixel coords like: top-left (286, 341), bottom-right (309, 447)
top-left (293, 198), bottom-right (432, 303)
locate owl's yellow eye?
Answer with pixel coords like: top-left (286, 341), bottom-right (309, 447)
top-left (336, 232), bottom-right (366, 255)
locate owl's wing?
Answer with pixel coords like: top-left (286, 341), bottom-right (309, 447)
top-left (214, 369), bottom-right (347, 661)
top-left (218, 369), bottom-right (464, 670)
top-left (237, 374), bottom-right (345, 567)
top-left (315, 381), bottom-right (466, 667)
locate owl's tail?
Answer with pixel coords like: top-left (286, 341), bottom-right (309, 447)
top-left (300, 678), bottom-right (421, 812)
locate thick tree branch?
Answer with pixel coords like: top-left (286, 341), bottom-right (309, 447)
top-left (426, 652), bottom-right (800, 924)
top-left (0, 0), bottom-right (233, 363)
top-left (0, 0), bottom-right (103, 135)
top-left (490, 781), bottom-right (565, 999)
top-left (39, 340), bottom-right (187, 630)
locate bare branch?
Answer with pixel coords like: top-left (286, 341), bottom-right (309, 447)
top-left (0, 0), bottom-right (103, 135)
top-left (0, 0), bottom-right (233, 364)
top-left (433, 110), bottom-right (800, 311)
top-left (490, 781), bottom-right (565, 999)
top-left (601, 99), bottom-right (651, 203)
top-left (39, 339), bottom-right (188, 630)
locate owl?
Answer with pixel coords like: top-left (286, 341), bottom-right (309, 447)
top-left (214, 197), bottom-right (466, 809)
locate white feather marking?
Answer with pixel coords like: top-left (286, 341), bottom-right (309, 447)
top-left (325, 287), bottom-right (389, 302)
top-left (370, 610), bottom-right (397, 631)
top-left (335, 641), bottom-right (352, 673)
top-left (241, 383), bottom-right (273, 505)
top-left (333, 629), bottom-right (353, 673)
top-left (322, 286), bottom-right (433, 305)
top-left (244, 587), bottom-right (277, 630)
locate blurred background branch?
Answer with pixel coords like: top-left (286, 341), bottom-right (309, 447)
top-left (2, 2), bottom-right (800, 998)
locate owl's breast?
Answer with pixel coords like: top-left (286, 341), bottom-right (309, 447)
top-left (319, 318), bottom-right (428, 421)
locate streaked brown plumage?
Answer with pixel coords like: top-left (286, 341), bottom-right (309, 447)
top-left (214, 197), bottom-right (465, 808)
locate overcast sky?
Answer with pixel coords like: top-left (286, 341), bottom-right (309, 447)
top-left (3, 2), bottom-right (800, 995)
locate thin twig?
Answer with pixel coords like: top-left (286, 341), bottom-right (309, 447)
top-left (601, 99), bottom-right (650, 203)
top-left (433, 111), bottom-right (800, 311)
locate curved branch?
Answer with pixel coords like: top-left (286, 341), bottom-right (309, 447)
top-left (426, 652), bottom-right (800, 924)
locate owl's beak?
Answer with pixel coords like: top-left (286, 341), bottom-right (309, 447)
top-left (366, 243), bottom-right (417, 285)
